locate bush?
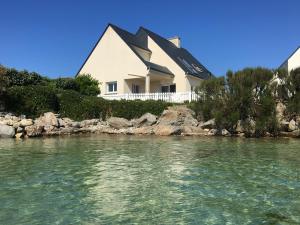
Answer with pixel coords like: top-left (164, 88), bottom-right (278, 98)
top-left (107, 99), bottom-right (171, 120)
top-left (6, 85), bottom-right (59, 117)
top-left (75, 74), bottom-right (100, 96)
top-left (58, 90), bottom-right (108, 121)
top-left (58, 90), bottom-right (171, 121)
top-left (55, 77), bottom-right (79, 91)
top-left (193, 67), bottom-right (279, 136)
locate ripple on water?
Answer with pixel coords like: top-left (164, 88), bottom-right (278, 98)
top-left (0, 135), bottom-right (300, 224)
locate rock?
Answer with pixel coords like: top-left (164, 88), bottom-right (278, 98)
top-left (25, 125), bottom-right (44, 137)
top-left (153, 125), bottom-right (182, 136)
top-left (62, 118), bottom-right (74, 127)
top-left (36, 112), bottom-right (59, 127)
top-left (222, 129), bottom-right (230, 136)
top-left (132, 126), bottom-right (154, 135)
top-left (20, 119), bottom-right (33, 127)
top-left (181, 126), bottom-right (207, 136)
top-left (44, 125), bottom-right (55, 133)
top-left (0, 124), bottom-right (15, 138)
top-left (80, 119), bottom-right (100, 128)
top-left (280, 130), bottom-right (300, 138)
top-left (200, 119), bottom-right (215, 129)
top-left (15, 132), bottom-right (24, 139)
top-left (107, 117), bottom-right (132, 129)
top-left (59, 127), bottom-right (77, 135)
top-left (157, 106), bottom-right (198, 126)
top-left (133, 113), bottom-right (157, 127)
top-left (280, 120), bottom-right (290, 131)
top-left (288, 119), bottom-right (297, 131)
top-left (276, 102), bottom-right (286, 121)
top-left (17, 127), bottom-right (24, 133)
top-left (235, 120), bottom-right (244, 133)
top-left (58, 118), bottom-right (65, 127)
top-left (71, 121), bottom-right (81, 128)
top-left (207, 129), bottom-right (218, 136)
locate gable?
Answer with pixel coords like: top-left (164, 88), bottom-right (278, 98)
top-left (77, 25), bottom-right (147, 76)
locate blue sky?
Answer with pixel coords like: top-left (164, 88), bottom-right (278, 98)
top-left (0, 0), bottom-right (299, 77)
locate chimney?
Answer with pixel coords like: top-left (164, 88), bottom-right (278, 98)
top-left (168, 36), bottom-right (181, 48)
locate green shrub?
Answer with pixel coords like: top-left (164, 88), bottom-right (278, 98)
top-left (55, 77), bottom-right (79, 91)
top-left (107, 99), bottom-right (171, 120)
top-left (6, 85), bottom-right (59, 117)
top-left (193, 67), bottom-right (279, 136)
top-left (58, 90), bottom-right (108, 120)
top-left (58, 90), bottom-right (171, 121)
top-left (75, 74), bottom-right (100, 96)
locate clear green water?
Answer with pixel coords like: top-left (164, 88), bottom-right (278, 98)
top-left (0, 135), bottom-right (300, 225)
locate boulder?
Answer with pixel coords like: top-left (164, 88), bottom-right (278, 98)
top-left (36, 112), bottom-right (59, 127)
top-left (288, 119), bottom-right (297, 131)
top-left (280, 120), bottom-right (290, 131)
top-left (235, 120), bottom-right (244, 133)
top-left (133, 113), bottom-right (157, 127)
top-left (280, 130), bottom-right (300, 138)
top-left (181, 126), bottom-right (207, 136)
top-left (107, 117), bottom-right (132, 129)
top-left (200, 119), bottom-right (215, 129)
top-left (25, 125), bottom-right (44, 137)
top-left (15, 132), bottom-right (24, 139)
top-left (71, 121), bottom-right (81, 128)
top-left (0, 124), bottom-right (15, 138)
top-left (20, 119), bottom-right (33, 127)
top-left (222, 129), bottom-right (230, 136)
top-left (132, 126), bottom-right (154, 135)
top-left (207, 129), bottom-right (218, 136)
top-left (62, 118), bottom-right (74, 127)
top-left (153, 125), bottom-right (182, 136)
top-left (157, 105), bottom-right (198, 126)
top-left (276, 102), bottom-right (286, 121)
top-left (80, 119), bottom-right (100, 128)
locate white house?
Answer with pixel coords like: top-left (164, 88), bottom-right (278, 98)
top-left (77, 24), bottom-right (212, 102)
top-left (280, 46), bottom-right (300, 72)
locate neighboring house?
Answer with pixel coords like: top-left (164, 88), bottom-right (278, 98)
top-left (77, 24), bottom-right (212, 97)
top-left (279, 46), bottom-right (300, 73)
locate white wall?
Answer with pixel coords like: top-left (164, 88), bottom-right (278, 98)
top-left (78, 26), bottom-right (148, 94)
top-left (288, 48), bottom-right (300, 72)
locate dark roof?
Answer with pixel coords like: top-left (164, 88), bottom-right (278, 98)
top-left (77, 23), bottom-right (212, 79)
top-left (137, 27), bottom-right (213, 79)
top-left (144, 61), bottom-right (174, 76)
top-left (109, 24), bottom-right (151, 52)
top-left (279, 46), bottom-right (300, 69)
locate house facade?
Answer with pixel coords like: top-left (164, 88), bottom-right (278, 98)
top-left (77, 24), bottom-right (212, 98)
top-left (280, 46), bottom-right (300, 72)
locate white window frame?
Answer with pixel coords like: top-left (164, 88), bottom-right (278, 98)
top-left (106, 81), bottom-right (117, 94)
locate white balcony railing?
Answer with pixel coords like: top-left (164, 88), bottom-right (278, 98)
top-left (99, 92), bottom-right (199, 103)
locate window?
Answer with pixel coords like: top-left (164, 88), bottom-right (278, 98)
top-left (170, 84), bottom-right (176, 93)
top-left (132, 84), bottom-right (140, 93)
top-left (107, 82), bottom-right (117, 93)
top-left (161, 84), bottom-right (176, 93)
top-left (161, 85), bottom-right (170, 93)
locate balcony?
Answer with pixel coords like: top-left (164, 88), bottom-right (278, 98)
top-left (99, 92), bottom-right (199, 103)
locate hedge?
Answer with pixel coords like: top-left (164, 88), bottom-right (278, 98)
top-left (58, 90), bottom-right (171, 121)
top-left (6, 85), bottom-right (59, 117)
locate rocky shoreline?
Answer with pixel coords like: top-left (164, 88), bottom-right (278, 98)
top-left (0, 106), bottom-right (299, 139)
